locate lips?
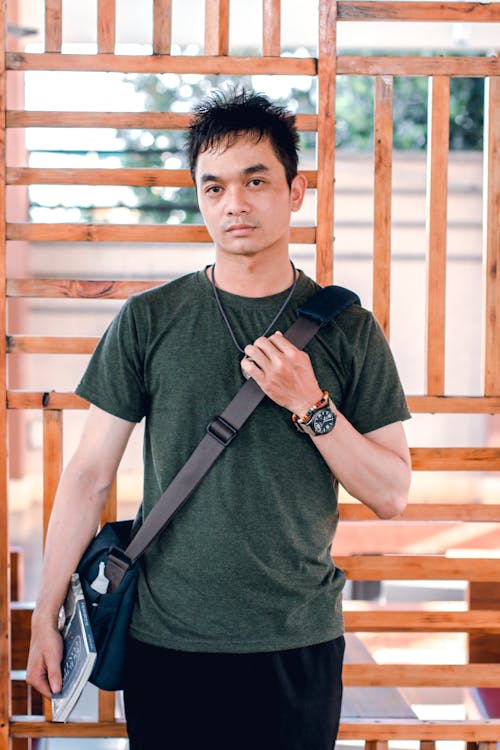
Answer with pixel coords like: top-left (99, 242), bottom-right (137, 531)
top-left (225, 222), bottom-right (256, 233)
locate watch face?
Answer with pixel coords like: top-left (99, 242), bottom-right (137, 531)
top-left (310, 407), bottom-right (336, 435)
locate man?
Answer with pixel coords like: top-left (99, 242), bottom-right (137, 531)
top-left (27, 89), bottom-right (411, 749)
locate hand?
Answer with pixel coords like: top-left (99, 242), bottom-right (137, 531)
top-left (26, 612), bottom-right (64, 698)
top-left (241, 331), bottom-right (323, 415)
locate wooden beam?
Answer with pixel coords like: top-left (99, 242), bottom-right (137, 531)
top-left (43, 410), bottom-right (63, 542)
top-left (6, 224), bottom-right (316, 244)
top-left (6, 53), bottom-right (317, 74)
top-left (483, 76), bottom-right (500, 396)
top-left (97, 0), bottom-right (116, 54)
top-left (9, 718), bottom-right (499, 741)
top-left (336, 555), bottom-right (500, 582)
top-left (339, 502), bottom-right (500, 522)
top-left (344, 610), bottom-right (500, 633)
top-left (407, 396), bottom-right (500, 414)
top-left (372, 75), bottom-right (393, 338)
top-left (6, 111), bottom-right (318, 131)
top-left (263, 0), bottom-right (281, 57)
top-left (337, 57), bottom-right (500, 78)
top-left (6, 167), bottom-right (317, 188)
top-left (337, 2), bottom-right (500, 23)
top-left (315, 0), bottom-right (337, 284)
top-left (343, 663), bottom-right (500, 688)
top-left (205, 0), bottom-right (230, 55)
top-left (153, 0), bottom-right (172, 55)
top-left (0, 0), bottom-right (10, 744)
top-left (7, 53), bottom-right (500, 77)
top-left (7, 336), bottom-right (99, 354)
top-left (44, 0), bottom-right (62, 53)
top-left (425, 76), bottom-right (449, 396)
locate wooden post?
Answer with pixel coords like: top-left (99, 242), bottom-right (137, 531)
top-left (373, 74), bottom-right (393, 338)
top-left (316, 0), bottom-right (337, 285)
top-left (263, 0), bottom-right (280, 56)
top-left (153, 0), bottom-right (172, 55)
top-left (44, 0), bottom-right (62, 53)
top-left (0, 0), bottom-right (10, 745)
top-left (205, 0), bottom-right (229, 56)
top-left (426, 76), bottom-right (449, 396)
top-left (97, 0), bottom-right (116, 54)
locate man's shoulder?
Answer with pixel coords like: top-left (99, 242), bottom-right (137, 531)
top-left (126, 271), bottom-right (204, 313)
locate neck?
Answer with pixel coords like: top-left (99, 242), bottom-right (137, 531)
top-left (208, 253), bottom-right (295, 297)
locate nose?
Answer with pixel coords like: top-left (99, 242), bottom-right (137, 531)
top-left (224, 185), bottom-right (250, 215)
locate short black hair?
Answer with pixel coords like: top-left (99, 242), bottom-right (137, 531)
top-left (186, 88), bottom-right (299, 188)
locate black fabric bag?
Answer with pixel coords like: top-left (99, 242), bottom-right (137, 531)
top-left (76, 520), bottom-right (138, 690)
top-left (74, 285), bottom-right (360, 692)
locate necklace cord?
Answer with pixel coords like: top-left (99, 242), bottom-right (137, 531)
top-left (210, 261), bottom-right (298, 354)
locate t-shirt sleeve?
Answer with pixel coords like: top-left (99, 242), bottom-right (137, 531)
top-left (75, 298), bottom-right (147, 423)
top-left (341, 311), bottom-right (411, 435)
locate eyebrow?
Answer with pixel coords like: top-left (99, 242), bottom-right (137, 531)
top-left (199, 163), bottom-right (270, 184)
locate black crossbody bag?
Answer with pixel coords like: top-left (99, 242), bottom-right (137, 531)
top-left (75, 284), bottom-right (360, 691)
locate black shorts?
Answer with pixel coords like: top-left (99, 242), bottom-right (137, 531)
top-left (124, 635), bottom-right (345, 750)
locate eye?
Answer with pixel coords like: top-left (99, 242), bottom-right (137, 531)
top-left (205, 185), bottom-right (222, 195)
top-left (248, 178), bottom-right (263, 187)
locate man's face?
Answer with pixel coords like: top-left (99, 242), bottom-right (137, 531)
top-left (194, 134), bottom-right (305, 262)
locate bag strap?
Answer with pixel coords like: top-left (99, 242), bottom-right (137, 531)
top-left (105, 284), bottom-right (360, 591)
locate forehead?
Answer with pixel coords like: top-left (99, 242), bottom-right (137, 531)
top-left (195, 133), bottom-right (284, 178)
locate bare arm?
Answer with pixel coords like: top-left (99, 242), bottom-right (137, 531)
top-left (242, 331), bottom-right (411, 518)
top-left (26, 405), bottom-right (136, 697)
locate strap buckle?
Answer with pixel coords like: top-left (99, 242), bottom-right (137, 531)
top-left (206, 416), bottom-right (238, 447)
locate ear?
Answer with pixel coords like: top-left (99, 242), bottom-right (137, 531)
top-left (290, 173), bottom-right (307, 212)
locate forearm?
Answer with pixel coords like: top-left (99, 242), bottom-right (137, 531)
top-left (34, 460), bottom-right (111, 623)
top-left (311, 410), bottom-right (411, 518)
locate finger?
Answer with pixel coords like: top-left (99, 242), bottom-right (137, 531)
top-left (268, 330), bottom-right (300, 356)
top-left (47, 662), bottom-right (63, 695)
top-left (242, 353), bottom-right (270, 381)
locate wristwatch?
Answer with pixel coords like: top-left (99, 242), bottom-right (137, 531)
top-left (292, 392), bottom-right (337, 437)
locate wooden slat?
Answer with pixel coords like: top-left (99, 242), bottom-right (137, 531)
top-left (153, 0), bottom-right (172, 55)
top-left (263, 0), bottom-right (281, 57)
top-left (337, 57), bottom-right (500, 78)
top-left (6, 111), bottom-right (318, 131)
top-left (336, 720), bottom-right (500, 742)
top-left (372, 75), bottom-right (393, 338)
top-left (9, 53), bottom-right (500, 77)
top-left (337, 1), bottom-right (500, 22)
top-left (42, 411), bottom-right (62, 542)
top-left (6, 168), bottom-right (317, 188)
top-left (426, 76), bottom-right (449, 396)
top-left (410, 446), bottom-right (500, 471)
top-left (6, 392), bottom-right (500, 426)
top-left (344, 610), bottom-right (500, 633)
top-left (7, 279), bottom-right (160, 299)
top-left (97, 479), bottom-right (118, 721)
top-left (407, 395), bottom-right (500, 414)
top-left (336, 555), bottom-right (500, 582)
top-left (6, 52), bottom-right (317, 74)
top-left (484, 76), bottom-right (500, 396)
top-left (0, 0), bottom-right (9, 745)
top-left (97, 0), bottom-right (116, 54)
top-left (10, 718), bottom-right (500, 741)
top-left (6, 224), bottom-right (316, 244)
top-left (7, 392), bottom-right (89, 410)
top-left (344, 663), bottom-right (500, 688)
top-left (7, 168), bottom-right (194, 187)
top-left (7, 336), bottom-right (99, 354)
top-left (316, 0), bottom-right (337, 285)
top-left (339, 502), bottom-right (500, 522)
top-left (44, 0), bottom-right (62, 53)
top-left (204, 0), bottom-right (230, 56)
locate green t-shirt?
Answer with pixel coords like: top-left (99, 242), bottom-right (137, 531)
top-left (76, 269), bottom-right (410, 653)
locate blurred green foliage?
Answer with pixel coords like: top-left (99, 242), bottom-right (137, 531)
top-left (114, 57), bottom-right (484, 222)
